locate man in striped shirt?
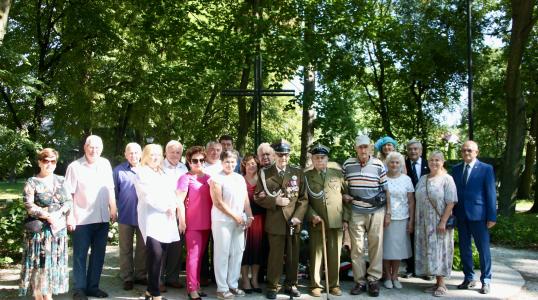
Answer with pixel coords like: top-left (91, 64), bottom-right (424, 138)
top-left (342, 134), bottom-right (391, 297)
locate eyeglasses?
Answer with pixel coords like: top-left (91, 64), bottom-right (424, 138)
top-left (276, 153), bottom-right (290, 157)
top-left (461, 149), bottom-right (474, 153)
top-left (190, 158), bottom-right (205, 164)
top-left (41, 158), bottom-right (57, 164)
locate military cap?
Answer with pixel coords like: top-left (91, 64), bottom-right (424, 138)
top-left (271, 139), bottom-right (291, 153)
top-left (309, 143), bottom-right (330, 156)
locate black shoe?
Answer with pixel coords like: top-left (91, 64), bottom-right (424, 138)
top-left (350, 283), bottom-right (366, 295)
top-left (367, 281), bottom-right (380, 297)
top-left (188, 291), bottom-right (202, 300)
top-left (123, 281), bottom-right (134, 290)
top-left (252, 287), bottom-right (263, 293)
top-left (198, 291), bottom-right (208, 297)
top-left (73, 290), bottom-right (88, 300)
top-left (479, 283), bottom-right (490, 294)
top-left (87, 289), bottom-right (108, 298)
top-left (266, 291), bottom-right (277, 299)
top-left (457, 280), bottom-right (478, 289)
top-left (244, 288), bottom-right (253, 294)
top-left (284, 286), bottom-right (301, 297)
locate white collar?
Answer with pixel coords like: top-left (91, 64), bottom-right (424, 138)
top-left (465, 159), bottom-right (477, 169)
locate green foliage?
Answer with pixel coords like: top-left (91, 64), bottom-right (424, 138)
top-left (490, 212), bottom-right (538, 249)
top-left (0, 199), bottom-right (25, 266)
top-left (452, 229), bottom-right (480, 271)
top-left (108, 222), bottom-right (119, 246)
top-left (0, 126), bottom-right (40, 180)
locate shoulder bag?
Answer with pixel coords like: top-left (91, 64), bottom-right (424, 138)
top-left (425, 177), bottom-right (456, 229)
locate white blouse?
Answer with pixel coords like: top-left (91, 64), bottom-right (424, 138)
top-left (387, 174), bottom-right (414, 220)
top-left (135, 166), bottom-right (180, 244)
top-left (209, 171), bottom-right (247, 223)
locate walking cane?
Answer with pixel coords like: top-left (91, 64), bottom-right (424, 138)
top-left (320, 219), bottom-right (330, 300)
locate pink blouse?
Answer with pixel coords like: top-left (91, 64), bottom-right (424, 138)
top-left (177, 173), bottom-right (212, 230)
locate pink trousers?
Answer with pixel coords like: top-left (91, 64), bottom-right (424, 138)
top-left (185, 229), bottom-right (210, 292)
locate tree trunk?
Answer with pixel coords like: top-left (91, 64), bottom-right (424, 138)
top-left (0, 0), bottom-right (10, 43)
top-left (235, 55), bottom-right (254, 154)
top-left (410, 81), bottom-right (428, 159)
top-left (300, 65), bottom-right (315, 168)
top-left (528, 108), bottom-right (538, 213)
top-left (517, 110), bottom-right (537, 199)
top-left (112, 102), bottom-right (133, 162)
top-left (498, 0), bottom-right (537, 216)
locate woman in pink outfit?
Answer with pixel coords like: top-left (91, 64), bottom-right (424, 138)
top-left (176, 146), bottom-right (212, 300)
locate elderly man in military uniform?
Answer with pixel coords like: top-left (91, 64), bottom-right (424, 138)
top-left (255, 139), bottom-right (308, 299)
top-left (304, 144), bottom-right (350, 297)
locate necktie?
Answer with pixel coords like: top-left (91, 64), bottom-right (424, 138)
top-left (279, 170), bottom-right (285, 177)
top-left (320, 170), bottom-right (326, 181)
top-left (463, 164), bottom-right (470, 186)
top-left (411, 161), bottom-right (418, 180)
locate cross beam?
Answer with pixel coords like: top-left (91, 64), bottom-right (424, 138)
top-left (222, 54), bottom-right (295, 152)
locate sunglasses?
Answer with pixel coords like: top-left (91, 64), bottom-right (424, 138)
top-left (41, 159), bottom-right (57, 164)
top-left (190, 158), bottom-right (205, 164)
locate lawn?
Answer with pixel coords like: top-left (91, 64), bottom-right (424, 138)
top-left (0, 180), bottom-right (24, 200)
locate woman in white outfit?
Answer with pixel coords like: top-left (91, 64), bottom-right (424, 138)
top-left (382, 151), bottom-right (414, 289)
top-left (209, 150), bottom-right (254, 300)
top-left (135, 144), bottom-right (180, 300)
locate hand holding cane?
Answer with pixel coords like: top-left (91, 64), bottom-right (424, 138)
top-left (320, 219), bottom-right (330, 300)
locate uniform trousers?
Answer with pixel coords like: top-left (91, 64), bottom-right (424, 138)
top-left (266, 233), bottom-right (300, 291)
top-left (119, 223), bottom-right (147, 282)
top-left (212, 221), bottom-right (245, 292)
top-left (349, 208), bottom-right (385, 283)
top-left (185, 229), bottom-right (210, 293)
top-left (309, 227), bottom-right (343, 289)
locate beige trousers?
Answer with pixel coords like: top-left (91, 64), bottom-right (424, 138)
top-left (348, 208), bottom-right (385, 283)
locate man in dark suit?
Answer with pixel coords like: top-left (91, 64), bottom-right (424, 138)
top-left (403, 139), bottom-right (430, 278)
top-left (255, 139), bottom-right (308, 299)
top-left (452, 141), bottom-right (496, 294)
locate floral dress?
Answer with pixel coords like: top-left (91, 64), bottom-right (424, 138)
top-left (414, 173), bottom-right (458, 277)
top-left (19, 175), bottom-right (72, 296)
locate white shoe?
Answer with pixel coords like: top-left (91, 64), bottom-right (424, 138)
top-left (384, 280), bottom-right (393, 289)
top-left (393, 279), bottom-right (403, 289)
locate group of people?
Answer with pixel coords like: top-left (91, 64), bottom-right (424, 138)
top-left (18, 133), bottom-right (497, 300)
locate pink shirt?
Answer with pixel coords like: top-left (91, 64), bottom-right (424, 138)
top-left (177, 173), bottom-right (212, 230)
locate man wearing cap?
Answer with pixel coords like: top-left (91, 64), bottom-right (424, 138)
top-left (342, 134), bottom-right (391, 297)
top-left (255, 139), bottom-right (308, 299)
top-left (304, 144), bottom-right (350, 297)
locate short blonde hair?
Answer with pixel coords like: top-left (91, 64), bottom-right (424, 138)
top-left (141, 144), bottom-right (163, 170)
top-left (386, 151), bottom-right (404, 168)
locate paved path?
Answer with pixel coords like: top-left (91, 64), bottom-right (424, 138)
top-left (0, 245), bottom-right (534, 300)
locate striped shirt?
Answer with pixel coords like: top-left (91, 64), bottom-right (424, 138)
top-left (343, 156), bottom-right (387, 213)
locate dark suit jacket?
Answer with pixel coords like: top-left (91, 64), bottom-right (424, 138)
top-left (452, 160), bottom-right (497, 222)
top-left (405, 157), bottom-right (430, 187)
top-left (254, 164), bottom-right (308, 235)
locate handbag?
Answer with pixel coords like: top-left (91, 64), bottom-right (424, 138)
top-left (425, 177), bottom-right (456, 230)
top-left (24, 217), bottom-right (44, 233)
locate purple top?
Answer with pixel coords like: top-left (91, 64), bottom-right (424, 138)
top-left (113, 161), bottom-right (139, 225)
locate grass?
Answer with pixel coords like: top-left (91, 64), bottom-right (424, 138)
top-left (0, 180), bottom-right (24, 200)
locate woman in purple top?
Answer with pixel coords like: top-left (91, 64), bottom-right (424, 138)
top-left (177, 146), bottom-right (212, 300)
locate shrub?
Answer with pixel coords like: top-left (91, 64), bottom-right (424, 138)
top-left (0, 199), bottom-right (26, 266)
top-left (490, 213), bottom-right (538, 249)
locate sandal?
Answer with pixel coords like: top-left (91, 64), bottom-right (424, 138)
top-left (424, 284), bottom-right (438, 293)
top-left (433, 285), bottom-right (448, 297)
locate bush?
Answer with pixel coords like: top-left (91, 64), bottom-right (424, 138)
top-left (0, 126), bottom-right (41, 181)
top-left (490, 213), bottom-right (538, 249)
top-left (0, 199), bottom-right (26, 266)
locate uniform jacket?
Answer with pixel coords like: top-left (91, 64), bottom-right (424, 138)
top-left (452, 160), bottom-right (497, 222)
top-left (254, 164), bottom-right (308, 235)
top-left (304, 168), bottom-right (351, 230)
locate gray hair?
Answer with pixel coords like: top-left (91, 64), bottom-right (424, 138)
top-left (407, 139), bottom-right (423, 149)
top-left (206, 140), bottom-right (221, 149)
top-left (85, 135), bottom-right (103, 147)
top-left (125, 142), bottom-right (141, 153)
top-left (257, 142), bottom-right (274, 155)
top-left (166, 140), bottom-right (183, 152)
top-left (428, 150), bottom-right (445, 161)
top-left (386, 151), bottom-right (405, 168)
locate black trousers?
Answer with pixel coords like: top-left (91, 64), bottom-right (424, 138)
top-left (146, 236), bottom-right (169, 296)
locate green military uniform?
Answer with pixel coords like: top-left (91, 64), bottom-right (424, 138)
top-left (255, 163), bottom-right (308, 292)
top-left (305, 166), bottom-right (351, 291)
